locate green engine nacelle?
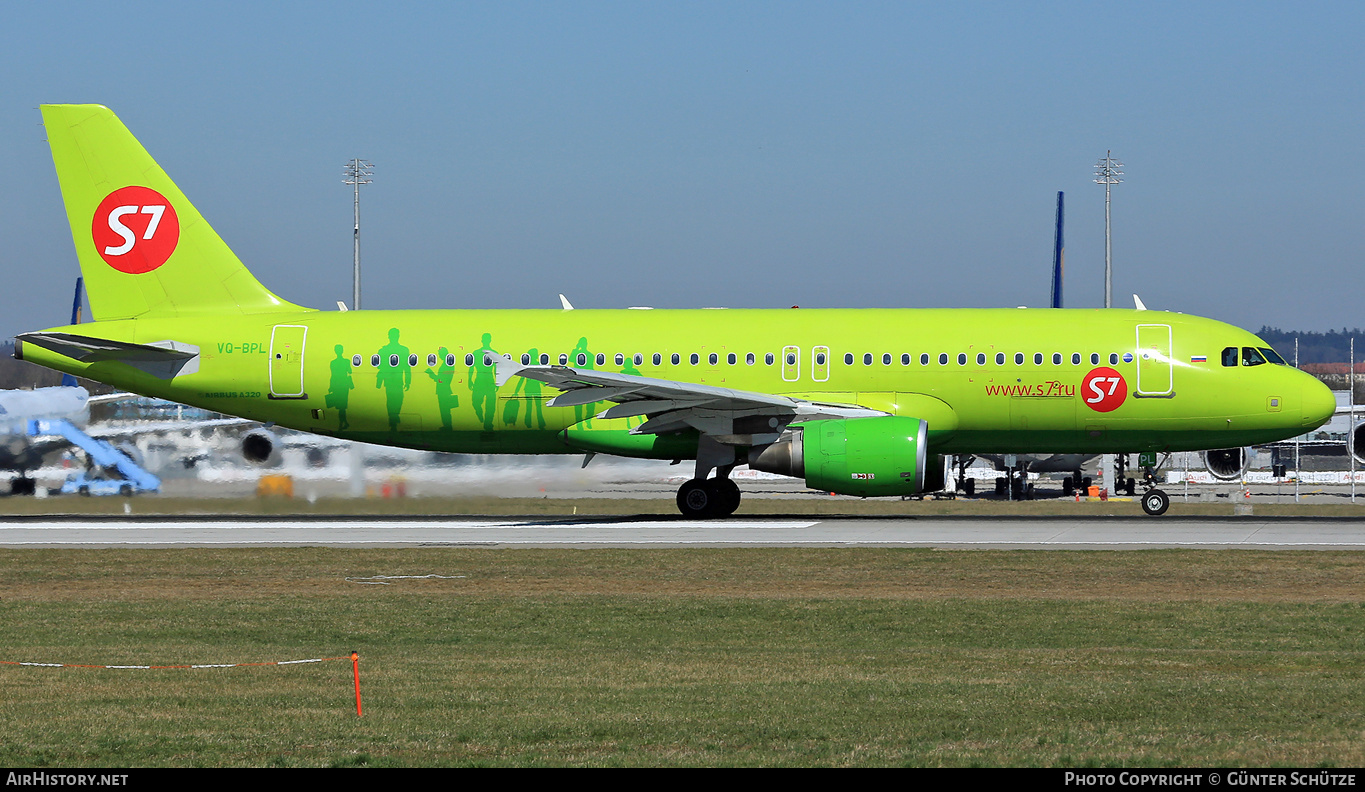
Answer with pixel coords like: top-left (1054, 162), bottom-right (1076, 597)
top-left (749, 415), bottom-right (934, 497)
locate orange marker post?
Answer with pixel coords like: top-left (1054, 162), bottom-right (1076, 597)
top-left (351, 652), bottom-right (362, 717)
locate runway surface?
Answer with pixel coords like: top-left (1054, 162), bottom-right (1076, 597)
top-left (1, 515), bottom-right (1364, 548)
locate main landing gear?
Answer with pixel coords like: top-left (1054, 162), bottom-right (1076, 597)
top-left (676, 476), bottom-right (741, 518)
top-left (1136, 453), bottom-right (1170, 516)
top-left (677, 436), bottom-right (743, 518)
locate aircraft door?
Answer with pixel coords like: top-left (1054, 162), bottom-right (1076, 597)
top-left (1135, 324), bottom-right (1173, 397)
top-left (268, 324), bottom-right (308, 399)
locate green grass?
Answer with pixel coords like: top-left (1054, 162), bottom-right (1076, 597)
top-left (1, 548), bottom-right (1364, 766)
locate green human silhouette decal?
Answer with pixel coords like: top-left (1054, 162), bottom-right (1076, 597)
top-left (325, 344), bottom-right (354, 430)
top-left (510, 347), bottom-right (546, 429)
top-left (424, 346), bottom-right (460, 431)
top-left (469, 332), bottom-right (499, 431)
top-left (571, 336), bottom-right (596, 427)
top-left (619, 354), bottom-right (641, 428)
top-left (375, 327), bottom-right (411, 432)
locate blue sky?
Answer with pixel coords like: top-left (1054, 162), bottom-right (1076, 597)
top-left (2, 2), bottom-right (1361, 339)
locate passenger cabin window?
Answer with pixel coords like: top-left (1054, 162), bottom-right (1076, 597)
top-left (371, 354), bottom-right (380, 367)
top-left (352, 354), bottom-right (362, 367)
top-left (634, 353), bottom-right (643, 366)
top-left (429, 354), bottom-right (439, 367)
top-left (786, 352), bottom-right (797, 365)
top-left (957, 353), bottom-right (967, 365)
top-left (1052, 353), bottom-right (1062, 365)
top-left (390, 354), bottom-right (401, 367)
top-left (536, 354), bottom-right (546, 365)
top-left (1241, 347), bottom-right (1267, 367)
top-left (690, 353), bottom-right (700, 365)
top-left (901, 353), bottom-right (911, 365)
top-left (708, 353), bottom-right (718, 365)
top-left (671, 353), bottom-right (680, 365)
top-left (727, 353), bottom-right (737, 365)
top-left (816, 352), bottom-right (827, 365)
top-left (845, 353), bottom-right (854, 365)
top-left (976, 353), bottom-right (985, 365)
top-left (939, 353), bottom-right (948, 365)
top-left (615, 353), bottom-right (624, 365)
top-left (920, 353), bottom-right (929, 365)
top-left (465, 354), bottom-right (474, 366)
top-left (882, 353), bottom-right (891, 365)
top-left (995, 353), bottom-right (1004, 365)
top-left (1071, 353), bottom-right (1080, 365)
top-left (596, 353), bottom-right (605, 366)
top-left (745, 353), bottom-right (755, 365)
top-left (559, 354), bottom-right (568, 365)
top-left (1034, 353), bottom-right (1043, 365)
top-left (1109, 353), bottom-right (1118, 365)
top-left (863, 353), bottom-right (873, 365)
top-left (765, 353), bottom-right (775, 365)
top-left (1090, 353), bottom-right (1100, 365)
top-left (1015, 353), bottom-right (1024, 365)
top-left (653, 353), bottom-right (662, 366)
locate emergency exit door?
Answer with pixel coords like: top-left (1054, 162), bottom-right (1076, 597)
top-left (269, 324), bottom-right (308, 399)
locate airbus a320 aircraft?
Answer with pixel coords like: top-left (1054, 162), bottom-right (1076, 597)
top-left (17, 105), bottom-right (1336, 516)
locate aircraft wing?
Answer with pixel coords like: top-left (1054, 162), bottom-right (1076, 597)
top-left (493, 356), bottom-right (884, 445)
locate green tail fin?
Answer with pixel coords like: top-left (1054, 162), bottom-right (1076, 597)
top-left (41, 104), bottom-right (304, 320)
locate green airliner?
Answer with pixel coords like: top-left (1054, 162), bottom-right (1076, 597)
top-left (17, 105), bottom-right (1336, 517)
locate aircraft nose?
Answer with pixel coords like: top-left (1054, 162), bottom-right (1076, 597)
top-left (1301, 376), bottom-right (1336, 430)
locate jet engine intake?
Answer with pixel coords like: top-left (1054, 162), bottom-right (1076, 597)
top-left (1204, 447), bottom-right (1250, 480)
top-left (242, 429), bottom-right (280, 465)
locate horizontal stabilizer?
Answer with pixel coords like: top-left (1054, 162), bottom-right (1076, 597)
top-left (17, 332), bottom-right (200, 380)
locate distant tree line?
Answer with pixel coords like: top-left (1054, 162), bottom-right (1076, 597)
top-left (1257, 327), bottom-right (1365, 366)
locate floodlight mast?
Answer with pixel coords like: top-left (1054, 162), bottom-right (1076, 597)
top-left (343, 159), bottom-right (373, 310)
top-left (1094, 151), bottom-right (1123, 309)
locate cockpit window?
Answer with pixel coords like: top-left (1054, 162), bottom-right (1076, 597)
top-left (1259, 347), bottom-right (1286, 365)
top-left (1241, 347), bottom-right (1267, 367)
top-left (1221, 347), bottom-right (1238, 367)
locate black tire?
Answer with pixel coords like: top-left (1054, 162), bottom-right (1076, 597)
top-left (994, 477), bottom-right (1006, 495)
top-left (1062, 476), bottom-right (1074, 496)
top-left (1125, 477), bottom-right (1136, 496)
top-left (119, 484), bottom-right (133, 497)
top-left (1141, 488), bottom-right (1170, 516)
top-left (676, 479), bottom-right (715, 518)
top-left (1082, 476), bottom-right (1093, 490)
top-left (713, 479), bottom-right (741, 517)
top-left (78, 485), bottom-right (90, 497)
top-left (963, 478), bottom-right (975, 496)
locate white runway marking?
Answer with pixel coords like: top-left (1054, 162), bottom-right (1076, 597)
top-left (0, 517), bottom-right (1362, 548)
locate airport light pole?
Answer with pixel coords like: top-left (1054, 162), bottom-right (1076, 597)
top-left (343, 159), bottom-right (373, 500)
top-left (343, 159), bottom-right (373, 311)
top-left (1094, 151), bottom-right (1123, 309)
top-left (1094, 152), bottom-right (1123, 498)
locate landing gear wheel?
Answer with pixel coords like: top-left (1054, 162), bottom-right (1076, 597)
top-left (963, 478), bottom-right (975, 496)
top-left (1141, 488), bottom-right (1170, 516)
top-left (1063, 477), bottom-right (1075, 497)
top-left (677, 479), bottom-right (716, 518)
top-left (713, 479), bottom-right (741, 517)
top-left (1125, 477), bottom-right (1136, 497)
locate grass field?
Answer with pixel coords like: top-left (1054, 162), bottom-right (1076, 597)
top-left (2, 547), bottom-right (1364, 766)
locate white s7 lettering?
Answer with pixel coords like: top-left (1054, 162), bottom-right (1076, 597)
top-left (103, 205), bottom-right (167, 256)
top-left (1087, 380), bottom-right (1106, 403)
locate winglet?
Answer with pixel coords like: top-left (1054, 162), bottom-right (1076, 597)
top-left (559, 294), bottom-right (574, 311)
top-left (1133, 294), bottom-right (1147, 311)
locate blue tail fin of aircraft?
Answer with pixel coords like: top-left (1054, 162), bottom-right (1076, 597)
top-left (1050, 191), bottom-right (1064, 309)
top-left (60, 278), bottom-right (85, 388)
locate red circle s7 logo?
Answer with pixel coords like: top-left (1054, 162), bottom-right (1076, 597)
top-left (91, 186), bottom-right (180, 274)
top-left (1082, 367), bottom-right (1127, 412)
